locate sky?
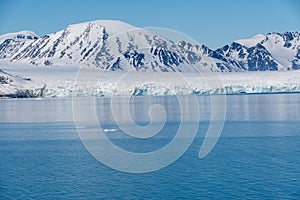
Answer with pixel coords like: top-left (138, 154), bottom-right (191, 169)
top-left (0, 0), bottom-right (299, 49)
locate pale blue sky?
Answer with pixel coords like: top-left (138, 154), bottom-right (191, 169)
top-left (0, 0), bottom-right (299, 49)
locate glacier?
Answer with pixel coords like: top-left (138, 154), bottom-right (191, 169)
top-left (0, 63), bottom-right (299, 98)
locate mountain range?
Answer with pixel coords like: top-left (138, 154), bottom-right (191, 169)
top-left (0, 20), bottom-right (299, 72)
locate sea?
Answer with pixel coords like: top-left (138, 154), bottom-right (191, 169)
top-left (0, 94), bottom-right (299, 199)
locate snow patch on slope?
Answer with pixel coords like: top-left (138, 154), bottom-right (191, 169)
top-left (235, 34), bottom-right (265, 48)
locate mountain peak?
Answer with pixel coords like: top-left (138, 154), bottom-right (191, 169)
top-left (65, 20), bottom-right (137, 36)
top-left (0, 30), bottom-right (39, 44)
top-left (234, 34), bottom-right (265, 48)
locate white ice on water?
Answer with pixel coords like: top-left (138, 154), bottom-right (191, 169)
top-left (0, 62), bottom-right (299, 98)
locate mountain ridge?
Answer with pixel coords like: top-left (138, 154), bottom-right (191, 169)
top-left (0, 20), bottom-right (299, 72)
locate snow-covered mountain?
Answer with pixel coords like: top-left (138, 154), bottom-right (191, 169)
top-left (213, 32), bottom-right (300, 71)
top-left (0, 20), bottom-right (299, 72)
top-left (0, 20), bottom-right (224, 72)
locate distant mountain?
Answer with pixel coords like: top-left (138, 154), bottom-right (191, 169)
top-left (213, 32), bottom-right (300, 71)
top-left (0, 31), bottom-right (39, 44)
top-left (0, 20), bottom-right (299, 72)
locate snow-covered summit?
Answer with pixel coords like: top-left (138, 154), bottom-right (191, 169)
top-left (0, 30), bottom-right (39, 44)
top-left (235, 34), bottom-right (265, 48)
top-left (65, 20), bottom-right (137, 35)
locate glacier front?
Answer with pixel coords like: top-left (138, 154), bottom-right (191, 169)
top-left (0, 63), bottom-right (299, 98)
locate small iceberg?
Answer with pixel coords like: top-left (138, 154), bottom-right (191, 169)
top-left (103, 128), bottom-right (119, 133)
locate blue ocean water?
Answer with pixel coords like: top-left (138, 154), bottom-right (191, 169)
top-left (0, 94), bottom-right (300, 199)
